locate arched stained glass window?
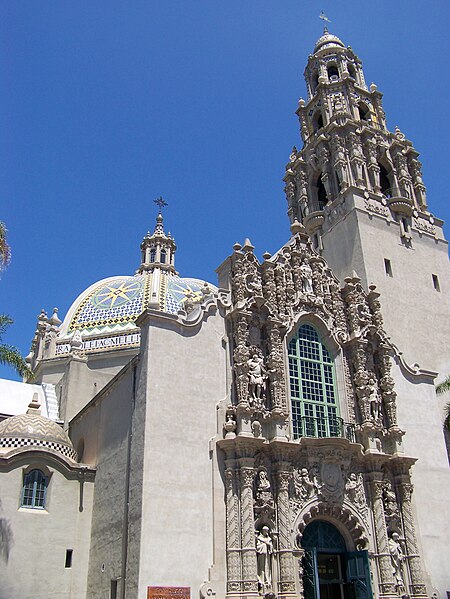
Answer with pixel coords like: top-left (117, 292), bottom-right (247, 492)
top-left (288, 324), bottom-right (341, 439)
top-left (21, 469), bottom-right (48, 509)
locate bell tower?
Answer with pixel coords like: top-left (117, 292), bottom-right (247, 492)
top-left (284, 28), bottom-right (450, 376)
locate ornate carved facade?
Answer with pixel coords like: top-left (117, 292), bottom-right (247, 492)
top-left (217, 220), bottom-right (427, 598)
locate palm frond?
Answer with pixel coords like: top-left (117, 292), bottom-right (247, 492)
top-left (436, 375), bottom-right (450, 395)
top-left (444, 402), bottom-right (450, 432)
top-left (0, 314), bottom-right (14, 338)
top-left (0, 221), bottom-right (11, 269)
top-left (0, 344), bottom-right (33, 380)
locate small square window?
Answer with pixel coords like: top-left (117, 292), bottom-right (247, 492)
top-left (432, 274), bottom-right (440, 292)
top-left (384, 259), bottom-right (393, 277)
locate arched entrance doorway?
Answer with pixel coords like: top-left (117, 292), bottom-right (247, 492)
top-left (301, 520), bottom-right (372, 599)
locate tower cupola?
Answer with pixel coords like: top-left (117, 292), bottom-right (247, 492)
top-left (284, 30), bottom-right (428, 240)
top-left (137, 198), bottom-right (177, 275)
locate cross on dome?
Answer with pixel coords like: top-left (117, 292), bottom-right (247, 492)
top-left (154, 196), bottom-right (168, 212)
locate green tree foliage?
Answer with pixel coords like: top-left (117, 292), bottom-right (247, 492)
top-left (0, 221), bottom-right (11, 269)
top-left (0, 222), bottom-right (33, 380)
top-left (436, 376), bottom-right (450, 431)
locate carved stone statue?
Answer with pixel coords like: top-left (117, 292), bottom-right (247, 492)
top-left (388, 532), bottom-right (406, 593)
top-left (256, 526), bottom-right (273, 591)
top-left (293, 468), bottom-right (316, 503)
top-left (383, 482), bottom-right (401, 531)
top-left (247, 347), bottom-right (267, 405)
top-left (345, 472), bottom-right (366, 512)
top-left (367, 377), bottom-right (382, 421)
top-left (300, 258), bottom-right (314, 294)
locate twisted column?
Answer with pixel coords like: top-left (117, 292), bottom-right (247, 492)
top-left (369, 479), bottom-right (396, 596)
top-left (397, 483), bottom-right (427, 597)
top-left (225, 465), bottom-right (241, 595)
top-left (276, 468), bottom-right (296, 596)
top-left (239, 461), bottom-right (258, 596)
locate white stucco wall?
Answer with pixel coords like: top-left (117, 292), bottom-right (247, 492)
top-left (136, 309), bottom-right (228, 599)
top-left (0, 459), bottom-right (94, 599)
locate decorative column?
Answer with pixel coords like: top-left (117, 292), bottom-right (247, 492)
top-left (239, 459), bottom-right (259, 597)
top-left (369, 478), bottom-right (396, 596)
top-left (276, 466), bottom-right (296, 596)
top-left (225, 463), bottom-right (242, 596)
top-left (397, 483), bottom-right (427, 597)
top-left (293, 548), bottom-right (305, 599)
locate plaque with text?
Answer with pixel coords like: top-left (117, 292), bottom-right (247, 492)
top-left (148, 587), bottom-right (190, 599)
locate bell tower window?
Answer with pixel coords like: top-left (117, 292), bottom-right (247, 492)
top-left (313, 111), bottom-right (324, 133)
top-left (379, 164), bottom-right (391, 197)
top-left (327, 65), bottom-right (339, 81)
top-left (288, 324), bottom-right (341, 439)
top-left (317, 176), bottom-right (327, 210)
top-left (358, 102), bottom-right (370, 121)
top-left (311, 72), bottom-right (319, 94)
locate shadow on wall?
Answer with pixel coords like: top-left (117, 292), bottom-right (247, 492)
top-left (0, 500), bottom-right (14, 563)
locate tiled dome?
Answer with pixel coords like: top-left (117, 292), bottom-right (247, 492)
top-left (0, 398), bottom-right (77, 460)
top-left (62, 272), bottom-right (217, 336)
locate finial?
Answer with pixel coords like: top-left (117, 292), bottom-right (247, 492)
top-left (27, 392), bottom-right (41, 415)
top-left (319, 11), bottom-right (331, 28)
top-left (48, 307), bottom-right (62, 327)
top-left (154, 196), bottom-right (168, 213)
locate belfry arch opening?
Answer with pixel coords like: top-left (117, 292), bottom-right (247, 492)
top-left (358, 102), bottom-right (370, 121)
top-left (301, 520), bottom-right (373, 599)
top-left (327, 65), bottom-right (339, 82)
top-left (379, 163), bottom-right (392, 197)
top-left (317, 176), bottom-right (327, 210)
top-left (311, 71), bottom-right (320, 94)
top-left (313, 111), bottom-right (324, 133)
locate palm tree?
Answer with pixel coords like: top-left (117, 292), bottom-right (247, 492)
top-left (436, 376), bottom-right (450, 431)
top-left (0, 221), bottom-right (11, 269)
top-left (0, 315), bottom-right (32, 379)
top-left (0, 222), bottom-right (33, 380)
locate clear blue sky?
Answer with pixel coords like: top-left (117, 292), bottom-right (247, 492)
top-left (1, 1), bottom-right (449, 380)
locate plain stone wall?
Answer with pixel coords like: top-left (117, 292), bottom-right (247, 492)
top-left (70, 366), bottom-right (135, 599)
top-left (39, 349), bottom-right (138, 424)
top-left (0, 460), bottom-right (94, 599)
top-left (136, 309), bottom-right (228, 599)
top-left (392, 361), bottom-right (450, 595)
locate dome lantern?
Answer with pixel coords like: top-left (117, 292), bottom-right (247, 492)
top-left (137, 198), bottom-right (177, 275)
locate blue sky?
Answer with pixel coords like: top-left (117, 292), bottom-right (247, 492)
top-left (1, 1), bottom-right (449, 380)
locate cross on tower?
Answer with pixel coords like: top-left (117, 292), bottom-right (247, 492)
top-left (319, 11), bottom-right (331, 24)
top-left (154, 196), bottom-right (168, 212)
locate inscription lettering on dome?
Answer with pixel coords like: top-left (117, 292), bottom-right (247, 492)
top-left (56, 333), bottom-right (141, 355)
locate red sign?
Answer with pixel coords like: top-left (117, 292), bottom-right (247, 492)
top-left (147, 587), bottom-right (190, 599)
